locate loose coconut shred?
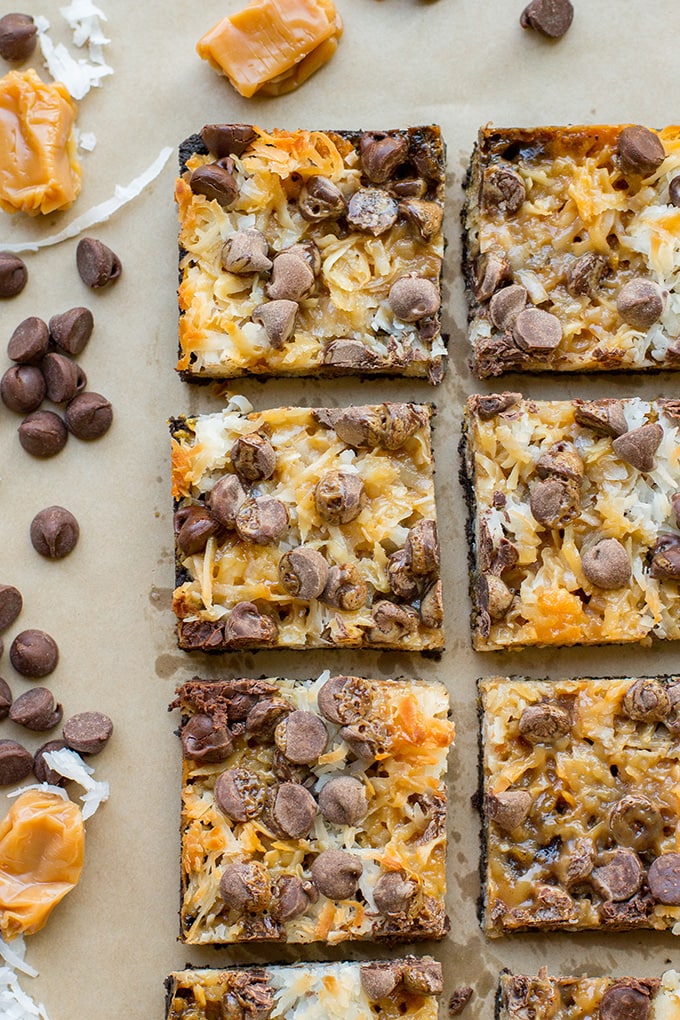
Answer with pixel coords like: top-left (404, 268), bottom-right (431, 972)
top-left (35, 2), bottom-right (113, 102)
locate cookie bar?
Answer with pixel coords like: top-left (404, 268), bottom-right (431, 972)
top-left (498, 970), bottom-right (679, 1020)
top-left (166, 958), bottom-right (443, 1020)
top-left (171, 674), bottom-right (454, 945)
top-left (176, 124), bottom-right (446, 382)
top-left (463, 124), bottom-right (680, 377)
top-left (171, 400), bottom-right (444, 652)
top-left (461, 393), bottom-right (680, 651)
top-left (480, 675), bottom-right (680, 937)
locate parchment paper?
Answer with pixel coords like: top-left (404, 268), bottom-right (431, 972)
top-left (1, 2), bottom-right (679, 1017)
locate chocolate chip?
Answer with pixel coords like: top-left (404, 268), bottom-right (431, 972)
top-left (223, 602), bottom-right (278, 647)
top-left (0, 252), bottom-right (27, 297)
top-left (310, 849), bottom-right (363, 899)
top-left (600, 984), bottom-right (653, 1020)
top-left (18, 410), bottom-right (67, 457)
top-left (529, 476), bottom-right (580, 528)
top-left (315, 470), bottom-right (366, 524)
top-left (536, 440), bottom-right (584, 481)
top-left (612, 422), bottom-right (662, 472)
top-left (278, 547), bottom-right (329, 599)
top-left (221, 229), bottom-right (272, 275)
top-left (0, 678), bottom-right (12, 719)
top-left (422, 580), bottom-right (445, 626)
top-left (76, 237), bottom-right (122, 288)
top-left (616, 279), bottom-right (665, 329)
top-left (41, 353), bottom-right (87, 404)
top-left (215, 767), bottom-right (265, 821)
top-left (360, 133), bottom-right (409, 183)
top-left (235, 496), bottom-right (289, 545)
top-left (592, 849), bottom-right (643, 902)
top-left (10, 629), bottom-right (58, 678)
top-left (174, 505), bottom-right (218, 555)
top-left (346, 188), bottom-right (399, 235)
top-left (448, 988), bottom-right (474, 1016)
top-left (473, 251), bottom-right (512, 302)
top-left (520, 0), bottom-right (573, 37)
top-left (7, 317), bottom-right (49, 363)
top-left (316, 675), bottom-right (372, 725)
top-left (406, 519), bottom-right (440, 575)
top-left (388, 275), bottom-right (440, 322)
top-left (489, 284), bottom-right (528, 330)
top-left (609, 795), bottom-right (663, 851)
top-left (219, 860), bottom-right (271, 912)
top-left (573, 398), bottom-right (628, 437)
top-left (230, 433), bottom-right (276, 481)
top-left (318, 776), bottom-right (367, 826)
top-left (33, 739), bottom-right (69, 785)
top-left (0, 585), bottom-right (22, 631)
top-left (398, 199), bottom-right (443, 242)
top-left (49, 307), bottom-right (95, 356)
top-left (518, 703), bottom-right (571, 742)
top-left (62, 711), bottom-right (113, 754)
top-left (339, 721), bottom-right (386, 762)
top-left (475, 392), bottom-right (522, 420)
top-left (65, 391), bottom-right (113, 440)
top-left (10, 687), bottom-right (62, 731)
top-left (299, 176), bottom-right (346, 221)
top-left (245, 698), bottom-right (292, 739)
top-left (581, 537), bottom-right (631, 589)
top-left (367, 600), bottom-right (419, 644)
top-left (274, 710), bottom-right (328, 765)
top-left (373, 870), bottom-right (418, 915)
top-left (566, 253), bottom-right (608, 297)
top-left (486, 789), bottom-right (532, 831)
top-left (1, 364), bottom-right (45, 413)
top-left (189, 162), bottom-right (239, 207)
top-left (271, 781), bottom-right (317, 837)
top-left (273, 875), bottom-right (317, 921)
top-left (387, 549), bottom-right (418, 600)
top-left (321, 564), bottom-right (368, 611)
top-left (266, 252), bottom-right (314, 302)
top-left (0, 13), bottom-right (37, 60)
top-left (207, 474), bottom-right (246, 528)
top-left (512, 307), bottom-right (563, 352)
top-left (200, 123), bottom-right (256, 157)
top-left (322, 339), bottom-right (379, 371)
top-left (647, 853), bottom-right (680, 905)
top-left (482, 165), bottom-right (526, 215)
top-left (617, 126), bottom-right (666, 177)
top-left (649, 534), bottom-right (680, 579)
top-left (390, 177), bottom-right (427, 199)
top-left (0, 739), bottom-right (33, 785)
top-left (622, 678), bottom-right (670, 722)
top-left (484, 573), bottom-right (514, 620)
top-left (402, 961), bottom-right (443, 996)
top-left (181, 713), bottom-right (233, 762)
top-left (30, 506), bottom-right (80, 559)
top-left (252, 300), bottom-right (298, 348)
top-left (669, 176), bottom-right (680, 208)
top-left (360, 963), bottom-right (403, 1001)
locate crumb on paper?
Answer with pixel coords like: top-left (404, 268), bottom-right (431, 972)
top-left (448, 987), bottom-right (474, 1016)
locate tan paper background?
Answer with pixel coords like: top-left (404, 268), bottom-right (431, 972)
top-left (1, 1), bottom-right (679, 1016)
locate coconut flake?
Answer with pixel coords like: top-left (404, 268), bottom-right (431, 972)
top-left (7, 784), bottom-right (68, 803)
top-left (74, 128), bottom-right (97, 152)
top-left (42, 748), bottom-right (109, 820)
top-left (36, 25), bottom-right (112, 101)
top-left (0, 938), bottom-right (37, 979)
top-left (0, 938), bottom-right (51, 1020)
top-left (2, 146), bottom-right (173, 254)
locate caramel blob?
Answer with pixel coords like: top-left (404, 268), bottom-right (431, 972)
top-left (0, 69), bottom-right (82, 216)
top-left (0, 789), bottom-right (84, 939)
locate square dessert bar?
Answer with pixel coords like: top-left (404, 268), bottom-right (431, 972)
top-left (176, 124), bottom-right (446, 382)
top-left (461, 393), bottom-right (680, 651)
top-left (497, 970), bottom-right (679, 1020)
top-left (479, 675), bottom-right (680, 937)
top-left (463, 124), bottom-right (680, 377)
top-left (166, 959), bottom-right (443, 1020)
top-left (171, 400), bottom-right (444, 652)
top-left (171, 674), bottom-right (455, 945)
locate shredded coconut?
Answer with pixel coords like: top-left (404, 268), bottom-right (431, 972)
top-left (3, 147), bottom-right (173, 254)
top-left (35, 2), bottom-right (112, 101)
top-left (0, 937), bottom-right (50, 1020)
top-left (41, 748), bottom-right (109, 820)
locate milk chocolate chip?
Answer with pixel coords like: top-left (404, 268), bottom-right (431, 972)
top-left (215, 767), bottom-right (265, 822)
top-left (347, 188), bottom-right (398, 235)
top-left (360, 963), bottom-right (403, 1001)
top-left (65, 392), bottom-right (113, 439)
top-left (486, 789), bottom-right (532, 831)
top-left (592, 849), bottom-right (643, 902)
top-left (207, 475), bottom-right (246, 528)
top-left (274, 711), bottom-right (328, 764)
top-left (33, 739), bottom-right (69, 785)
top-left (489, 284), bottom-right (527, 330)
top-left (0, 739), bottom-right (33, 785)
top-left (175, 505), bottom-right (218, 555)
top-left (600, 983), bottom-right (654, 1020)
top-left (235, 497), bottom-right (289, 544)
top-left (201, 123), bottom-right (256, 157)
top-left (221, 229), bottom-right (272, 274)
top-left (520, 0), bottom-right (574, 37)
top-left (518, 703), bottom-right (571, 742)
top-left (271, 782), bottom-right (317, 837)
top-left (315, 471), bottom-right (366, 524)
top-left (181, 714), bottom-right (233, 762)
top-left (224, 602), bottom-right (278, 647)
top-left (265, 252), bottom-right (314, 302)
top-left (318, 776), bottom-right (367, 826)
top-left (30, 506), bottom-right (80, 559)
top-left (219, 860), bottom-right (271, 912)
top-left (279, 547), bottom-right (328, 599)
top-left (299, 176), bottom-right (346, 221)
top-left (41, 353), bottom-right (87, 404)
top-left (482, 165), bottom-right (526, 215)
top-left (10, 687), bottom-right (62, 731)
top-left (613, 422), bottom-right (663, 472)
top-left (76, 237), bottom-right (122, 288)
top-left (373, 870), bottom-right (418, 915)
top-left (512, 308), bottom-right (563, 352)
top-left (189, 163), bottom-right (238, 208)
top-left (252, 300), bottom-right (297, 348)
top-left (360, 133), bottom-right (408, 183)
top-left (617, 126), bottom-right (666, 177)
top-left (388, 275), bottom-right (440, 322)
top-left (310, 849), bottom-right (362, 899)
top-left (316, 675), bottom-right (371, 725)
top-left (0, 585), bottom-right (22, 631)
top-left (273, 875), bottom-right (317, 921)
top-left (230, 433), bottom-right (276, 481)
top-left (0, 678), bottom-right (12, 720)
top-left (8, 317), bottom-right (49, 363)
top-left (581, 538), bottom-right (631, 589)
top-left (0, 13), bottom-right (37, 60)
top-left (10, 629), bottom-right (58, 678)
top-left (49, 307), bottom-right (94, 356)
top-left (616, 279), bottom-right (665, 329)
top-left (566, 253), bottom-right (608, 297)
top-left (573, 399), bottom-right (628, 437)
top-left (622, 678), bottom-right (670, 722)
top-left (62, 711), bottom-right (113, 754)
top-left (0, 253), bottom-right (27, 297)
top-left (529, 476), bottom-right (580, 528)
top-left (647, 853), bottom-right (680, 905)
top-left (1, 365), bottom-right (45, 413)
top-left (608, 795), bottom-right (663, 851)
top-left (405, 519), bottom-right (440, 574)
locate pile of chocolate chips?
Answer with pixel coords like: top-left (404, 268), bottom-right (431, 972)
top-left (1, 307), bottom-right (113, 456)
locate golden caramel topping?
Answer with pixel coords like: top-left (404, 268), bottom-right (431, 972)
top-left (0, 789), bottom-right (84, 940)
top-left (196, 0), bottom-right (342, 98)
top-left (0, 69), bottom-right (82, 216)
